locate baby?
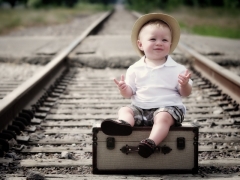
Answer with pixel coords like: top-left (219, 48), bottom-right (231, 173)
top-left (101, 13), bottom-right (192, 158)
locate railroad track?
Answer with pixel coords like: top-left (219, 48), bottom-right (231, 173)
top-left (1, 8), bottom-right (240, 180)
top-left (0, 64), bottom-right (43, 100)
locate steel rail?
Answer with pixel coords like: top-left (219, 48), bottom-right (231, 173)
top-left (0, 10), bottom-right (113, 131)
top-left (132, 11), bottom-right (240, 105)
top-left (178, 42), bottom-right (240, 105)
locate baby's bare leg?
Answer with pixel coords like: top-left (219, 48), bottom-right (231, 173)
top-left (149, 112), bottom-right (174, 145)
top-left (118, 107), bottom-right (135, 127)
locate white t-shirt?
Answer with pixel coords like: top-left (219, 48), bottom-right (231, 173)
top-left (125, 55), bottom-right (193, 113)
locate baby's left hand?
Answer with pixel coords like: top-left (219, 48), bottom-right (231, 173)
top-left (178, 70), bottom-right (191, 86)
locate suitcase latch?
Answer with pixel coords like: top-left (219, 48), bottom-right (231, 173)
top-left (161, 145), bottom-right (172, 154)
top-left (177, 137), bottom-right (185, 150)
top-left (120, 145), bottom-right (139, 154)
top-left (120, 145), bottom-right (171, 155)
top-left (106, 137), bottom-right (115, 150)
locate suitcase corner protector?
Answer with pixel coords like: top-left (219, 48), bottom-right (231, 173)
top-left (92, 127), bottom-right (99, 134)
top-left (92, 168), bottom-right (99, 174)
top-left (192, 167), bottom-right (198, 174)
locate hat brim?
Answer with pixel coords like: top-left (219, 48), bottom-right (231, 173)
top-left (131, 13), bottom-right (180, 57)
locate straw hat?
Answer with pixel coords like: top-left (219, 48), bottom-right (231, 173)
top-left (131, 13), bottom-right (180, 57)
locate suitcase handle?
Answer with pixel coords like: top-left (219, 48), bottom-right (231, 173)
top-left (120, 145), bottom-right (172, 155)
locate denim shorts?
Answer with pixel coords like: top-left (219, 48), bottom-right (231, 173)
top-left (126, 105), bottom-right (184, 126)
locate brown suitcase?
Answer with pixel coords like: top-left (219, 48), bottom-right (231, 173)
top-left (92, 123), bottom-right (198, 174)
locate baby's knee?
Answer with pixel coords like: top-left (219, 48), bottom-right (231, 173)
top-left (154, 112), bottom-right (174, 126)
top-left (118, 106), bottom-right (133, 115)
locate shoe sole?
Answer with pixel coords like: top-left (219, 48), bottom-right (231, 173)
top-left (101, 119), bottom-right (132, 136)
top-left (138, 144), bottom-right (153, 158)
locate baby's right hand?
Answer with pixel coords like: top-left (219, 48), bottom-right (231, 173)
top-left (114, 75), bottom-right (127, 91)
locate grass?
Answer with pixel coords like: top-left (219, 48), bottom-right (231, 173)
top-left (0, 3), bottom-right (111, 35)
top-left (192, 25), bottom-right (240, 39)
top-left (1, 4), bottom-right (240, 39)
top-left (165, 6), bottom-right (240, 39)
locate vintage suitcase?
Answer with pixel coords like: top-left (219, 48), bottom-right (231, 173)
top-left (92, 123), bottom-right (198, 174)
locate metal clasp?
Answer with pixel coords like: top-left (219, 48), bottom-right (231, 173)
top-left (106, 137), bottom-right (115, 150)
top-left (177, 137), bottom-right (185, 150)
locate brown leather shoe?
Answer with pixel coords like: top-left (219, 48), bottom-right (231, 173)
top-left (138, 138), bottom-right (156, 158)
top-left (101, 119), bottom-right (132, 136)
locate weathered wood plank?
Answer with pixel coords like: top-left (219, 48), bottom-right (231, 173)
top-left (0, 158), bottom-right (13, 164)
top-left (199, 145), bottom-right (240, 152)
top-left (45, 114), bottom-right (226, 120)
top-left (52, 103), bottom-right (223, 109)
top-left (29, 138), bottom-right (92, 145)
top-left (48, 108), bottom-right (219, 115)
top-left (41, 120), bottom-right (94, 127)
top-left (185, 114), bottom-right (225, 119)
top-left (5, 174), bottom-right (240, 180)
top-left (5, 178), bottom-right (26, 180)
top-left (46, 175), bottom-right (240, 180)
top-left (56, 99), bottom-right (220, 108)
top-left (53, 104), bottom-right (124, 108)
top-left (43, 129), bottom-right (92, 134)
top-left (200, 137), bottom-right (240, 143)
top-left (199, 159), bottom-right (240, 166)
top-left (45, 114), bottom-right (117, 120)
top-left (20, 159), bottom-right (91, 167)
top-left (200, 127), bottom-right (240, 133)
top-left (21, 146), bottom-right (92, 153)
top-left (57, 99), bottom-right (130, 104)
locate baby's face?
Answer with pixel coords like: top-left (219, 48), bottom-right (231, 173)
top-left (137, 25), bottom-right (172, 61)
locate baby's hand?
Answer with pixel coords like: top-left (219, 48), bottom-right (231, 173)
top-left (114, 75), bottom-right (128, 91)
top-left (178, 70), bottom-right (191, 86)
